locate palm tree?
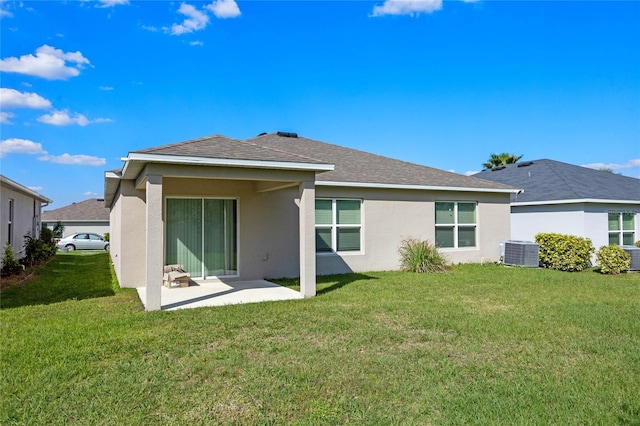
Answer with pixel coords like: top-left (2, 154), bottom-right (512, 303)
top-left (482, 153), bottom-right (523, 170)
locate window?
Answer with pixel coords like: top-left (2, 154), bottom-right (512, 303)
top-left (435, 201), bottom-right (477, 248)
top-left (7, 198), bottom-right (13, 244)
top-left (315, 199), bottom-right (362, 253)
top-left (608, 211), bottom-right (635, 245)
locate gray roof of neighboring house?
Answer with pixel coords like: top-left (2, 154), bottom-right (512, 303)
top-left (473, 159), bottom-right (640, 204)
top-left (43, 198), bottom-right (110, 222)
top-left (131, 132), bottom-right (515, 191)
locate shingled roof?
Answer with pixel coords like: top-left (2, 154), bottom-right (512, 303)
top-left (474, 159), bottom-right (640, 204)
top-left (43, 198), bottom-right (110, 222)
top-left (127, 132), bottom-right (515, 192)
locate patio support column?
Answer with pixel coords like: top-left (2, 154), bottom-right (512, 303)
top-left (145, 174), bottom-right (163, 311)
top-left (299, 180), bottom-right (316, 298)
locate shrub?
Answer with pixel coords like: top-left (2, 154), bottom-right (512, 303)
top-left (23, 228), bottom-right (57, 267)
top-left (596, 245), bottom-right (630, 275)
top-left (399, 238), bottom-right (449, 273)
top-left (535, 233), bottom-right (595, 272)
top-left (635, 241), bottom-right (640, 248)
top-left (1, 243), bottom-right (22, 277)
top-left (103, 232), bottom-right (110, 242)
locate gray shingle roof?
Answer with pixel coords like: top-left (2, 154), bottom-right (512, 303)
top-left (474, 159), bottom-right (640, 203)
top-left (134, 134), bottom-right (329, 165)
top-left (133, 132), bottom-right (514, 191)
top-left (43, 198), bottom-right (110, 221)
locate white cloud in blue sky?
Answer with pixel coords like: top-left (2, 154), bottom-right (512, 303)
top-left (96, 0), bottom-right (129, 8)
top-left (170, 3), bottom-right (210, 35)
top-left (206, 0), bottom-right (241, 19)
top-left (0, 45), bottom-right (90, 80)
top-left (0, 138), bottom-right (47, 158)
top-left (371, 0), bottom-right (443, 17)
top-left (37, 110), bottom-right (113, 126)
top-left (0, 88), bottom-right (52, 109)
top-left (582, 159), bottom-right (640, 172)
top-left (38, 153), bottom-right (106, 166)
top-left (0, 112), bottom-right (15, 124)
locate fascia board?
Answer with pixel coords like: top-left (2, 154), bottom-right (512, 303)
top-left (316, 180), bottom-right (521, 194)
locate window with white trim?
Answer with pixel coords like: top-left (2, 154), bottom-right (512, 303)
top-left (435, 201), bottom-right (477, 248)
top-left (608, 211), bottom-right (635, 245)
top-left (7, 198), bottom-right (13, 245)
top-left (315, 199), bottom-right (362, 253)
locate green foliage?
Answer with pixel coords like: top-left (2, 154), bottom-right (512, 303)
top-left (399, 238), bottom-right (449, 273)
top-left (22, 228), bottom-right (57, 267)
top-left (103, 232), bottom-right (110, 242)
top-left (535, 233), bottom-right (595, 272)
top-left (635, 240), bottom-right (640, 248)
top-left (482, 152), bottom-right (523, 170)
top-left (52, 221), bottom-right (65, 239)
top-left (1, 243), bottom-right (22, 277)
top-left (596, 245), bottom-right (630, 275)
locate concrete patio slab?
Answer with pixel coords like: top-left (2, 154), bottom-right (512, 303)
top-left (136, 279), bottom-right (303, 311)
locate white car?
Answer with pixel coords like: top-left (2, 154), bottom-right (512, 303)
top-left (56, 233), bottom-right (110, 251)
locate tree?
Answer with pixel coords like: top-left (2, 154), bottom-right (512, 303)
top-left (52, 221), bottom-right (65, 239)
top-left (482, 153), bottom-right (523, 170)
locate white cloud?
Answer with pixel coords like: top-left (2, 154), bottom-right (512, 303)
top-left (0, 111), bottom-right (15, 124)
top-left (99, 86), bottom-right (114, 91)
top-left (38, 153), bottom-right (106, 166)
top-left (83, 191), bottom-right (99, 196)
top-left (189, 41), bottom-right (204, 46)
top-left (28, 186), bottom-right (43, 191)
top-left (37, 109), bottom-right (113, 126)
top-left (0, 88), bottom-right (52, 109)
top-left (0, 45), bottom-right (90, 80)
top-left (0, 138), bottom-right (47, 158)
top-left (205, 0), bottom-right (241, 18)
top-left (170, 3), bottom-right (210, 35)
top-left (0, 0), bottom-right (13, 18)
top-left (371, 0), bottom-right (442, 16)
top-left (96, 0), bottom-right (129, 7)
top-left (582, 159), bottom-right (640, 171)
top-left (142, 24), bottom-right (159, 32)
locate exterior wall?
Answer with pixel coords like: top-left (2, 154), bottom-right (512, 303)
top-left (511, 203), bottom-right (640, 251)
top-left (0, 185), bottom-right (43, 257)
top-left (111, 169), bottom-right (513, 286)
top-left (109, 180), bottom-right (147, 288)
top-left (43, 221), bottom-right (110, 238)
top-left (315, 186), bottom-right (512, 275)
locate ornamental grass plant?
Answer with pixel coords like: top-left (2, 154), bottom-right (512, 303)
top-left (398, 238), bottom-right (450, 273)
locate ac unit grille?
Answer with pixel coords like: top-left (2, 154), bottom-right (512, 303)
top-left (620, 246), bottom-right (640, 271)
top-left (502, 241), bottom-right (540, 267)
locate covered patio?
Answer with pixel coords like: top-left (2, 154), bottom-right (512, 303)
top-left (136, 279), bottom-right (303, 311)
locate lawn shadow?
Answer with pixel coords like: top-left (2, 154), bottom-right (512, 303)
top-left (0, 252), bottom-right (116, 309)
top-left (272, 273), bottom-right (377, 296)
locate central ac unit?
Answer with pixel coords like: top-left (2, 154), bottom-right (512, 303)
top-left (619, 246), bottom-right (640, 271)
top-left (500, 240), bottom-right (540, 267)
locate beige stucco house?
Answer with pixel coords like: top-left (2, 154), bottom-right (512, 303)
top-left (105, 132), bottom-right (518, 311)
top-left (1, 174), bottom-right (52, 259)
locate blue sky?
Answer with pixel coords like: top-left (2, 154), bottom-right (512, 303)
top-left (1, 0), bottom-right (639, 208)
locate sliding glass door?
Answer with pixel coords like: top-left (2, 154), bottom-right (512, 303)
top-left (166, 198), bottom-right (238, 278)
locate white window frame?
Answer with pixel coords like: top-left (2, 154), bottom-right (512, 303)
top-left (7, 198), bottom-right (13, 245)
top-left (608, 211), bottom-right (636, 246)
top-left (435, 201), bottom-right (478, 249)
top-left (315, 198), bottom-right (363, 254)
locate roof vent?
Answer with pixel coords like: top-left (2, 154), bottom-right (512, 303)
top-left (257, 132), bottom-right (267, 136)
top-left (276, 131), bottom-right (298, 138)
top-left (491, 165), bottom-right (506, 171)
top-left (517, 161), bottom-right (534, 168)
top-left (97, 198), bottom-right (104, 202)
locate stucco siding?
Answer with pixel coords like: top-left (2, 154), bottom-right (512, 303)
top-left (512, 203), bottom-right (640, 251)
top-left (0, 186), bottom-right (41, 257)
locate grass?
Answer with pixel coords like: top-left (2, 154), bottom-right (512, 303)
top-left (1, 253), bottom-right (639, 424)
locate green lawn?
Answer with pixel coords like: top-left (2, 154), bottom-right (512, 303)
top-left (1, 252), bottom-right (639, 425)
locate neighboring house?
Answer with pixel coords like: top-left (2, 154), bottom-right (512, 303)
top-left (105, 132), bottom-right (518, 311)
top-left (42, 198), bottom-right (110, 238)
top-left (474, 159), bottom-right (640, 250)
top-left (0, 174), bottom-right (53, 258)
